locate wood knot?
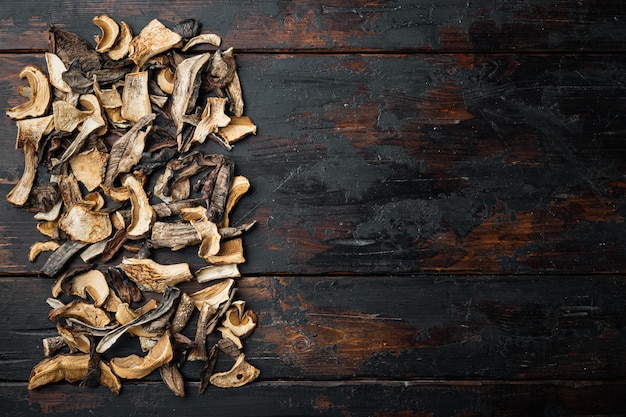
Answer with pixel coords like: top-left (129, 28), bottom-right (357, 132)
top-left (292, 335), bottom-right (311, 352)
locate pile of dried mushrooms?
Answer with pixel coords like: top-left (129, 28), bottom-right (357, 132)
top-left (6, 16), bottom-right (261, 395)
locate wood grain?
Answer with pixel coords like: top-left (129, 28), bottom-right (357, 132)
top-left (1, 1), bottom-right (626, 53)
top-left (2, 380), bottom-right (626, 417)
top-left (1, 275), bottom-right (625, 382)
top-left (2, 54), bottom-right (626, 275)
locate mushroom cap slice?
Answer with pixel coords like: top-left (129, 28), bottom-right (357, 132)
top-left (58, 204), bottom-right (112, 243)
top-left (69, 148), bottom-right (109, 192)
top-left (110, 330), bottom-right (173, 379)
top-left (127, 19), bottom-right (182, 69)
top-left (92, 14), bottom-right (120, 53)
top-left (65, 269), bottom-right (110, 307)
top-left (157, 67), bottom-right (175, 95)
top-left (48, 299), bottom-right (111, 327)
top-left (209, 353), bottom-right (259, 388)
top-left (6, 65), bottom-right (51, 120)
top-left (28, 354), bottom-right (121, 394)
top-left (28, 240), bottom-right (61, 263)
top-left (181, 33), bottom-right (221, 51)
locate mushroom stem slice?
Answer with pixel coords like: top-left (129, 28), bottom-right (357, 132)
top-left (120, 258), bottom-right (192, 292)
top-left (28, 354), bottom-right (121, 394)
top-left (121, 71), bottom-right (152, 123)
top-left (209, 353), bottom-right (259, 388)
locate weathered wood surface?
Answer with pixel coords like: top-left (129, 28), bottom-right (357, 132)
top-left (2, 52), bottom-right (626, 275)
top-left (1, 1), bottom-right (626, 416)
top-left (1, 0), bottom-right (626, 53)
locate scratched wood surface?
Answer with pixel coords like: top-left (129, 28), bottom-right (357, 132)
top-left (1, 1), bottom-right (626, 416)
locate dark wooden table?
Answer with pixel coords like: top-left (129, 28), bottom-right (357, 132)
top-left (2, 1), bottom-right (626, 416)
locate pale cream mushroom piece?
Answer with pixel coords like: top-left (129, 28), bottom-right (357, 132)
top-left (92, 14), bottom-right (120, 53)
top-left (209, 353), bottom-right (259, 388)
top-left (127, 19), bottom-right (182, 69)
top-left (6, 65), bottom-right (51, 120)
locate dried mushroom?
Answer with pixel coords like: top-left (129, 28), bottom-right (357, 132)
top-left (6, 65), bottom-right (51, 120)
top-left (209, 353), bottom-right (259, 388)
top-left (28, 354), bottom-right (121, 394)
top-left (10, 16), bottom-right (261, 395)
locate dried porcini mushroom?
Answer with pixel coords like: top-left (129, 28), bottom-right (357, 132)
top-left (6, 65), bottom-right (51, 120)
top-left (222, 300), bottom-right (257, 339)
top-left (28, 354), bottom-right (121, 394)
top-left (209, 353), bottom-right (259, 388)
top-left (10, 16), bottom-right (260, 395)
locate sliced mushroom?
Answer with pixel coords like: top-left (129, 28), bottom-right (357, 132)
top-left (195, 263), bottom-right (240, 283)
top-left (40, 239), bottom-right (88, 278)
top-left (56, 323), bottom-right (91, 353)
top-left (182, 97), bottom-right (231, 153)
top-left (209, 353), bottom-right (259, 388)
top-left (52, 100), bottom-right (90, 132)
top-left (127, 19), bottom-right (183, 69)
top-left (28, 354), bottom-right (121, 394)
top-left (45, 52), bottom-right (80, 104)
top-left (170, 292), bottom-right (195, 334)
top-left (157, 67), bottom-right (175, 95)
top-left (160, 362), bottom-right (185, 397)
top-left (181, 33), bottom-right (221, 51)
top-left (49, 116), bottom-right (106, 173)
top-left (218, 326), bottom-right (243, 350)
top-left (187, 302), bottom-right (218, 361)
top-left (104, 113), bottom-right (155, 187)
top-left (220, 175), bottom-right (250, 227)
top-left (42, 335), bottom-right (67, 357)
top-left (28, 240), bottom-right (61, 263)
top-left (92, 79), bottom-right (123, 127)
top-left (181, 206), bottom-right (221, 260)
top-left (217, 336), bottom-right (242, 360)
top-left (34, 198), bottom-right (63, 221)
top-left (223, 48), bottom-right (244, 117)
top-left (36, 220), bottom-right (59, 239)
top-left (170, 52), bottom-right (212, 146)
top-left (120, 258), bottom-right (192, 292)
top-left (78, 94), bottom-right (107, 135)
top-left (110, 330), bottom-right (173, 379)
top-left (6, 115), bottom-right (54, 207)
top-left (189, 278), bottom-right (235, 311)
top-left (64, 269), bottom-right (110, 307)
top-left (221, 300), bottom-right (257, 339)
top-left (123, 173), bottom-right (155, 239)
top-left (121, 71), bottom-right (152, 123)
top-left (108, 21), bottom-right (133, 61)
top-left (217, 116), bottom-right (257, 145)
top-left (115, 302), bottom-right (160, 338)
top-left (150, 221), bottom-right (200, 250)
top-left (92, 14), bottom-right (120, 53)
top-left (6, 65), bottom-right (51, 120)
top-left (58, 204), bottom-right (112, 244)
top-left (205, 238), bottom-right (245, 265)
top-left (69, 147), bottom-right (109, 192)
top-left (48, 299), bottom-right (111, 327)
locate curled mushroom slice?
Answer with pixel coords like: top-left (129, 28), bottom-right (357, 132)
top-left (181, 206), bottom-right (221, 259)
top-left (209, 353), bottom-right (259, 388)
top-left (6, 115), bottom-right (54, 207)
top-left (92, 14), bottom-right (120, 53)
top-left (56, 323), bottom-right (91, 353)
top-left (110, 330), bottom-right (174, 379)
top-left (121, 71), bottom-right (152, 123)
top-left (29, 240), bottom-right (61, 263)
top-left (157, 67), bottom-right (175, 95)
top-left (58, 204), bottom-right (112, 244)
top-left (108, 21), bottom-right (133, 60)
top-left (28, 354), bottom-right (121, 394)
top-left (223, 48), bottom-right (244, 117)
top-left (220, 175), bottom-right (250, 228)
top-left (181, 33), bottom-right (222, 51)
top-left (78, 94), bottom-right (107, 135)
top-left (92, 79), bottom-right (123, 127)
top-left (6, 65), bottom-right (51, 120)
top-left (115, 303), bottom-right (160, 338)
top-left (123, 174), bottom-right (156, 239)
top-left (120, 258), bottom-right (192, 293)
top-left (222, 300), bottom-right (257, 339)
top-left (49, 116), bottom-right (106, 174)
top-left (127, 19), bottom-right (182, 69)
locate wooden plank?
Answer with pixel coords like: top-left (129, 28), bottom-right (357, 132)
top-left (2, 53), bottom-right (626, 275)
top-left (1, 275), bottom-right (625, 381)
top-left (1, 1), bottom-right (626, 53)
top-left (2, 380), bottom-right (626, 416)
